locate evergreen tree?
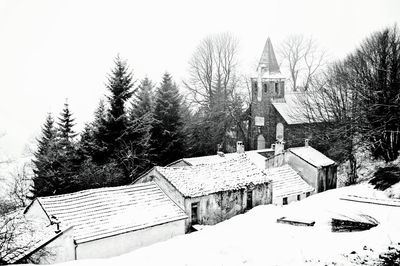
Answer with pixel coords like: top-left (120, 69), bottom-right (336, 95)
top-left (122, 77), bottom-right (155, 180)
top-left (131, 77), bottom-right (154, 118)
top-left (30, 113), bottom-right (58, 197)
top-left (105, 55), bottom-right (134, 154)
top-left (151, 73), bottom-right (185, 166)
top-left (80, 99), bottom-right (109, 164)
top-left (57, 101), bottom-right (77, 142)
top-left (54, 102), bottom-right (82, 194)
top-left (35, 113), bottom-right (56, 156)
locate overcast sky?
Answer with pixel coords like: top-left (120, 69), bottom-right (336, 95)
top-left (0, 0), bottom-right (399, 158)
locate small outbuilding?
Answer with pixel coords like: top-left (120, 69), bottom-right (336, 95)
top-left (23, 182), bottom-right (187, 263)
top-left (265, 165), bottom-right (314, 205)
top-left (286, 144), bottom-right (337, 192)
top-left (135, 155), bottom-right (272, 231)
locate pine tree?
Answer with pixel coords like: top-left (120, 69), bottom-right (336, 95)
top-left (121, 77), bottom-right (155, 180)
top-left (57, 101), bottom-right (77, 143)
top-left (131, 77), bottom-right (154, 118)
top-left (55, 102), bottom-right (82, 194)
top-left (35, 113), bottom-right (56, 156)
top-left (151, 73), bottom-right (185, 166)
top-left (80, 99), bottom-right (109, 164)
top-left (30, 113), bottom-right (58, 197)
top-left (105, 56), bottom-right (134, 151)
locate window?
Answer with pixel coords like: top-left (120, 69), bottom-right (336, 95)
top-left (283, 197), bottom-right (288, 205)
top-left (247, 190), bottom-right (253, 210)
top-left (254, 81), bottom-right (258, 89)
top-left (297, 195), bottom-right (301, 201)
top-left (263, 83), bottom-right (268, 93)
top-left (306, 192), bottom-right (311, 197)
top-left (191, 202), bottom-right (199, 224)
top-left (275, 82), bottom-right (279, 94)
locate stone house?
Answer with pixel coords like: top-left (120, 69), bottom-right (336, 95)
top-left (168, 149), bottom-right (315, 206)
top-left (20, 182), bottom-right (187, 263)
top-left (134, 155), bottom-right (272, 231)
top-left (265, 141), bottom-right (337, 193)
top-left (264, 164), bottom-right (314, 205)
top-left (249, 38), bottom-right (325, 150)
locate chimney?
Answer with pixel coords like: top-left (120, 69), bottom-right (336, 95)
top-left (50, 215), bottom-right (61, 234)
top-left (305, 139), bottom-right (309, 147)
top-left (236, 141), bottom-right (245, 154)
top-left (274, 140), bottom-right (285, 155)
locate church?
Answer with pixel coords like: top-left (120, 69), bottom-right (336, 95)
top-left (249, 38), bottom-right (318, 150)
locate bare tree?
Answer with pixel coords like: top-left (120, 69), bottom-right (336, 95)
top-left (298, 62), bottom-right (360, 184)
top-left (183, 33), bottom-right (246, 153)
top-left (184, 32), bottom-right (241, 108)
top-left (8, 163), bottom-right (32, 208)
top-left (278, 35), bottom-right (327, 91)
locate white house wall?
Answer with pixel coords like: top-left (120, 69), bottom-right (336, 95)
top-left (29, 228), bottom-right (75, 264)
top-left (273, 191), bottom-right (313, 206)
top-left (25, 200), bottom-right (49, 222)
top-left (76, 219), bottom-right (185, 260)
top-left (286, 152), bottom-right (318, 189)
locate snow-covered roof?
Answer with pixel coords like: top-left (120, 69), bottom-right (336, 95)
top-left (264, 165), bottom-right (314, 198)
top-left (33, 182), bottom-right (187, 244)
top-left (0, 209), bottom-right (67, 264)
top-left (178, 153), bottom-right (240, 166)
top-left (272, 93), bottom-right (311, 124)
top-left (156, 155), bottom-right (271, 198)
top-left (289, 146), bottom-right (335, 167)
top-left (173, 149), bottom-right (273, 169)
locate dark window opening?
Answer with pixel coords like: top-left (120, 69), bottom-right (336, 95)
top-left (247, 190), bottom-right (253, 210)
top-left (297, 195), bottom-right (301, 201)
top-left (191, 202), bottom-right (199, 225)
top-left (254, 81), bottom-right (258, 89)
top-left (283, 197), bottom-right (288, 205)
top-left (306, 192), bottom-right (311, 197)
top-left (263, 83), bottom-right (268, 93)
top-left (275, 82), bottom-right (279, 94)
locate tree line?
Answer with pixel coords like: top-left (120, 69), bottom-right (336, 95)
top-left (299, 25), bottom-right (400, 183)
top-left (30, 26), bottom-right (400, 197)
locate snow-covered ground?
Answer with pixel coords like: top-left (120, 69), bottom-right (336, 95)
top-left (31, 183), bottom-right (400, 266)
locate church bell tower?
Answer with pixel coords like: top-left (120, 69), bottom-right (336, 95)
top-left (250, 38), bottom-right (285, 150)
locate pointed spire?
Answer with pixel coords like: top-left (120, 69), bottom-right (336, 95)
top-left (257, 38), bottom-right (280, 74)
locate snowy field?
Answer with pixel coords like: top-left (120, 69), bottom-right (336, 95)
top-left (27, 183), bottom-right (400, 266)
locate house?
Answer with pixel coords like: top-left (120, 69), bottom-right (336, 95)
top-left (264, 164), bottom-right (314, 205)
top-left (22, 182), bottom-right (187, 263)
top-left (134, 155), bottom-right (272, 231)
top-left (249, 38), bottom-right (326, 150)
top-left (286, 143), bottom-right (337, 192)
top-left (265, 141), bottom-right (337, 193)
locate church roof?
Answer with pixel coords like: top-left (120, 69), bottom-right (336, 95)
top-left (272, 93), bottom-right (311, 124)
top-left (257, 38), bottom-right (281, 74)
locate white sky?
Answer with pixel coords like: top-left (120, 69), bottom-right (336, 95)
top-left (0, 0), bottom-right (399, 158)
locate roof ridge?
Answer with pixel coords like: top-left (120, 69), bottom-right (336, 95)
top-left (38, 182), bottom-right (157, 200)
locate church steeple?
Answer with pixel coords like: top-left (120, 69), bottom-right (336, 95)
top-left (257, 38), bottom-right (280, 74)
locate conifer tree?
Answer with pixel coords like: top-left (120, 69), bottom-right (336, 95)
top-left (131, 77), bottom-right (154, 118)
top-left (151, 73), bottom-right (185, 166)
top-left (122, 77), bottom-right (155, 179)
top-left (54, 101), bottom-right (82, 194)
top-left (30, 113), bottom-right (59, 197)
top-left (35, 113), bottom-right (56, 156)
top-left (57, 101), bottom-right (77, 142)
top-left (105, 56), bottom-right (134, 153)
